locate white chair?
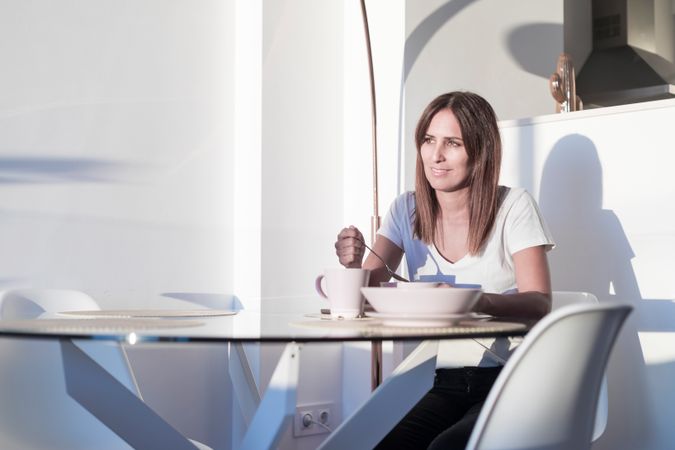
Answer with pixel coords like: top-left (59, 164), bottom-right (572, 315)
top-left (465, 302), bottom-right (632, 450)
top-left (0, 288), bottom-right (210, 450)
top-left (552, 291), bottom-right (608, 442)
top-left (0, 288), bottom-right (100, 319)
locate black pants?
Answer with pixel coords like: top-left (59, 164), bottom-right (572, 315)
top-left (375, 366), bottom-right (502, 450)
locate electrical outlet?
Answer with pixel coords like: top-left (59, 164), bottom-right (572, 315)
top-left (293, 402), bottom-right (334, 437)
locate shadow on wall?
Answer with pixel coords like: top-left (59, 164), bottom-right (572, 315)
top-left (403, 0), bottom-right (475, 81)
top-left (538, 133), bottom-right (675, 330)
top-left (397, 0), bottom-right (476, 191)
top-left (538, 134), bottom-right (665, 447)
top-left (505, 23), bottom-right (563, 78)
top-left (539, 134), bottom-right (640, 302)
top-left (0, 157), bottom-right (142, 183)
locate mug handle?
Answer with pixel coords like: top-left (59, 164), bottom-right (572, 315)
top-left (315, 275), bottom-right (328, 298)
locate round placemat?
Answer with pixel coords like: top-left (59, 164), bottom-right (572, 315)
top-left (290, 319), bottom-right (526, 335)
top-left (0, 318), bottom-right (204, 333)
top-left (58, 309), bottom-right (237, 318)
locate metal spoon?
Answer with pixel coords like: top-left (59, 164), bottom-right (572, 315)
top-left (354, 237), bottom-right (409, 282)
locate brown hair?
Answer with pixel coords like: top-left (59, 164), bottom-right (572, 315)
top-left (413, 91), bottom-right (502, 254)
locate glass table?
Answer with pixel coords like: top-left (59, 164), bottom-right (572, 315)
top-left (0, 310), bottom-right (530, 450)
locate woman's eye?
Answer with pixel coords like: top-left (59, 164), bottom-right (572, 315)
top-left (447, 140), bottom-right (461, 147)
top-left (423, 137), bottom-right (433, 144)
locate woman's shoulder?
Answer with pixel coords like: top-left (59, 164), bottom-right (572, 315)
top-left (395, 190), bottom-right (415, 201)
top-left (391, 191), bottom-right (416, 209)
top-left (498, 186), bottom-right (539, 214)
top-left (500, 186), bottom-right (535, 204)
top-left (385, 191), bottom-right (416, 223)
top-left (499, 186), bottom-right (539, 218)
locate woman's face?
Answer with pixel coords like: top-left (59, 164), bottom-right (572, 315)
top-left (420, 108), bottom-right (469, 193)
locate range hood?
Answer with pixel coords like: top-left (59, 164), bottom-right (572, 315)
top-left (576, 0), bottom-right (675, 107)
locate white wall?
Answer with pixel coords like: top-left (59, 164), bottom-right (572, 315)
top-left (0, 2), bottom-right (237, 448)
top-left (261, 0), bottom-right (344, 301)
top-left (0, 0), bottom-right (236, 309)
top-left (499, 99), bottom-right (675, 450)
top-left (343, 0), bottom-right (405, 240)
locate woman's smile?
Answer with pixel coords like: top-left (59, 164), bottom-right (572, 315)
top-left (430, 167), bottom-right (452, 176)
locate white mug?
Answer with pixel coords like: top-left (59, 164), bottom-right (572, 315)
top-left (315, 268), bottom-right (370, 319)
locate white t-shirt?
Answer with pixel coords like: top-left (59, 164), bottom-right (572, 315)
top-left (378, 186), bottom-right (555, 366)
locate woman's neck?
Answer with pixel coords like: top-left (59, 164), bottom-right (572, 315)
top-left (435, 187), bottom-right (470, 220)
top-left (433, 187), bottom-right (470, 259)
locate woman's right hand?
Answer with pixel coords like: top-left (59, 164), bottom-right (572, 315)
top-left (335, 226), bottom-right (365, 268)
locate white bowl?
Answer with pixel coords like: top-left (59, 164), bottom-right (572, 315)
top-left (361, 286), bottom-right (482, 315)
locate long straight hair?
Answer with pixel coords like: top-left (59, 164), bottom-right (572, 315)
top-left (413, 91), bottom-right (502, 254)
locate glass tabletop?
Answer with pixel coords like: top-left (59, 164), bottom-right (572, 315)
top-left (0, 310), bottom-right (531, 343)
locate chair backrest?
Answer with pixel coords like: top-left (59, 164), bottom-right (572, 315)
top-left (465, 302), bottom-right (631, 450)
top-left (551, 291), bottom-right (607, 442)
top-left (0, 288), bottom-right (100, 319)
top-left (0, 289), bottom-right (137, 450)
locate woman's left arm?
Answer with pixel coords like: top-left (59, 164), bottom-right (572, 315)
top-left (474, 245), bottom-right (552, 320)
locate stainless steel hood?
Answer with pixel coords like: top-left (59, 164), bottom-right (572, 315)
top-left (576, 0), bottom-right (675, 107)
top-left (577, 46), bottom-right (675, 106)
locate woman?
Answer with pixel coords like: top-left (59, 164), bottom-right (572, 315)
top-left (334, 91), bottom-right (554, 449)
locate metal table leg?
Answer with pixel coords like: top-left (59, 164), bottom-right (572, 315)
top-left (61, 340), bottom-right (200, 450)
top-left (319, 340), bottom-right (438, 450)
top-left (240, 342), bottom-right (301, 450)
